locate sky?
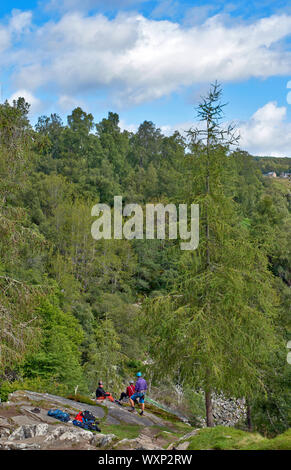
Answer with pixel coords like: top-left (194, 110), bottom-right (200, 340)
top-left (1, 1), bottom-right (291, 156)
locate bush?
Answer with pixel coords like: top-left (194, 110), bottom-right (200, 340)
top-left (0, 376), bottom-right (80, 402)
top-left (0, 377), bottom-right (49, 402)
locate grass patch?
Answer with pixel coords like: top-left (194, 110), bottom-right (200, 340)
top-left (66, 394), bottom-right (97, 406)
top-left (183, 426), bottom-right (291, 450)
top-left (100, 423), bottom-right (142, 441)
top-left (244, 429), bottom-right (291, 450)
top-left (154, 430), bottom-right (176, 441)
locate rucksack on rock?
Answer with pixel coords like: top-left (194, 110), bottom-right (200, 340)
top-left (73, 419), bottom-right (101, 432)
top-left (47, 409), bottom-right (70, 422)
top-left (83, 410), bottom-right (99, 423)
top-left (72, 410), bottom-right (101, 432)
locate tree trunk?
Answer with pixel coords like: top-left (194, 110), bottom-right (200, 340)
top-left (205, 389), bottom-right (214, 427)
top-left (246, 400), bottom-right (252, 432)
top-left (204, 120), bottom-right (214, 429)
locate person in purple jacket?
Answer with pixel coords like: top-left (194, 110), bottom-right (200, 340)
top-left (129, 372), bottom-right (147, 415)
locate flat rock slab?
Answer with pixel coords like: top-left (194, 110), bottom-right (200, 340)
top-left (11, 391), bottom-right (168, 427)
top-left (15, 391), bottom-right (105, 420)
top-left (113, 434), bottom-right (162, 450)
top-left (101, 400), bottom-right (167, 426)
top-left (105, 415), bottom-right (121, 425)
top-left (106, 407), bottom-right (154, 426)
top-left (12, 415), bottom-right (41, 427)
top-left (0, 417), bottom-right (10, 427)
top-left (20, 406), bottom-right (66, 424)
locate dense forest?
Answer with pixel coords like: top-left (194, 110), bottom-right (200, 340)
top-left (0, 84), bottom-right (290, 436)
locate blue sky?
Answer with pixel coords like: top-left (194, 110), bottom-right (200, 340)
top-left (1, 1), bottom-right (291, 156)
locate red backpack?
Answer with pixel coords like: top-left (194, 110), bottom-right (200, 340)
top-left (74, 411), bottom-right (84, 423)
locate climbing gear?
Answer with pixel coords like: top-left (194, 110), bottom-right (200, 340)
top-left (83, 410), bottom-right (99, 423)
top-left (73, 419), bottom-right (101, 432)
top-left (72, 410), bottom-right (101, 432)
top-left (47, 409), bottom-right (70, 422)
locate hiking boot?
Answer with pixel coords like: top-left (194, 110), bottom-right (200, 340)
top-left (139, 411), bottom-right (144, 416)
top-left (129, 407), bottom-right (135, 412)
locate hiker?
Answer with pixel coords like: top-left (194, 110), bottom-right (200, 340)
top-left (95, 380), bottom-right (115, 403)
top-left (118, 380), bottom-right (136, 403)
top-left (129, 372), bottom-right (147, 416)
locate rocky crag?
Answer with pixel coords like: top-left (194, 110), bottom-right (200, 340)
top-left (0, 390), bottom-right (192, 450)
top-left (0, 390), bottom-right (248, 450)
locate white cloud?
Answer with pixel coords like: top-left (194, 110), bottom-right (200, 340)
top-left (239, 101), bottom-right (291, 156)
top-left (9, 9), bottom-right (32, 34)
top-left (0, 27), bottom-right (10, 52)
top-left (3, 9), bottom-right (291, 156)
top-left (0, 10), bottom-right (32, 54)
top-left (8, 89), bottom-right (42, 114)
top-left (9, 12), bottom-right (291, 106)
top-left (58, 94), bottom-right (85, 112)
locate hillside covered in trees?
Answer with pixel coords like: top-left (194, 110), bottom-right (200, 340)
top-left (0, 86), bottom-right (290, 437)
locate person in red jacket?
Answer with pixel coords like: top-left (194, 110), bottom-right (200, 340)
top-left (118, 380), bottom-right (135, 403)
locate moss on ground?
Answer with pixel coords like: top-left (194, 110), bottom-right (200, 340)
top-left (66, 394), bottom-right (97, 406)
top-left (100, 423), bottom-right (142, 440)
top-left (244, 429), bottom-right (291, 450)
top-left (182, 426), bottom-right (291, 450)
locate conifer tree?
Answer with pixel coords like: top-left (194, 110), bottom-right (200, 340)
top-left (143, 83), bottom-right (281, 426)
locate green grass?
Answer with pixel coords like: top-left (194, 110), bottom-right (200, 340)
top-left (66, 394), bottom-right (97, 406)
top-left (100, 423), bottom-right (142, 440)
top-left (244, 429), bottom-right (291, 450)
top-left (182, 426), bottom-right (291, 450)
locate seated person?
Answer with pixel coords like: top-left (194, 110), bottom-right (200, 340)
top-left (118, 380), bottom-right (135, 403)
top-left (95, 380), bottom-right (114, 402)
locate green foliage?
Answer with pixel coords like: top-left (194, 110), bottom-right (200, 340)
top-left (22, 296), bottom-right (86, 394)
top-left (182, 388), bottom-right (206, 422)
top-left (0, 94), bottom-right (289, 439)
top-left (143, 83), bottom-right (284, 427)
top-left (66, 394), bottom-right (97, 406)
top-left (183, 426), bottom-right (291, 450)
top-left (101, 423), bottom-right (142, 441)
top-left (83, 318), bottom-right (125, 395)
top-left (0, 376), bottom-right (69, 402)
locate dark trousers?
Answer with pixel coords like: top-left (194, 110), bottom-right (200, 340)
top-left (119, 392), bottom-right (137, 403)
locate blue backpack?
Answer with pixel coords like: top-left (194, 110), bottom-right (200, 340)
top-left (48, 409), bottom-right (70, 422)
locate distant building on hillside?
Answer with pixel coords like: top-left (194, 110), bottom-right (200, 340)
top-left (265, 171), bottom-right (277, 178)
top-left (280, 172), bottom-right (291, 179)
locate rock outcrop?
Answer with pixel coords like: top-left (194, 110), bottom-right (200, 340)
top-left (196, 394), bottom-right (246, 427)
top-left (0, 390), bottom-right (183, 450)
top-left (0, 389), bottom-right (246, 450)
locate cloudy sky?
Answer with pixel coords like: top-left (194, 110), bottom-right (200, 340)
top-left (1, 1), bottom-right (291, 156)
